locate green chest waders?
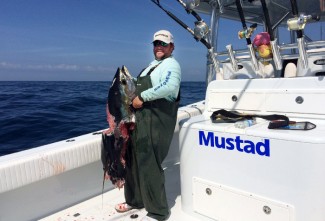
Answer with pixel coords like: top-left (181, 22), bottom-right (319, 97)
top-left (124, 67), bottom-right (179, 220)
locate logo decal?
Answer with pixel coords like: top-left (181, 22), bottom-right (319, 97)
top-left (199, 130), bottom-right (270, 157)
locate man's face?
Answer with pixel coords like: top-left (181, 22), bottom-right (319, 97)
top-left (153, 41), bottom-right (174, 61)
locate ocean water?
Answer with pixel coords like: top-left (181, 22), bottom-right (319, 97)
top-left (0, 81), bottom-right (206, 156)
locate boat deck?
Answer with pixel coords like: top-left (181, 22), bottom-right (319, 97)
top-left (40, 162), bottom-right (200, 221)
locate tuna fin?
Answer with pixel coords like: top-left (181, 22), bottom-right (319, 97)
top-left (110, 67), bottom-right (120, 88)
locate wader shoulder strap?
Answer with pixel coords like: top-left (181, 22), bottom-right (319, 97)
top-left (137, 63), bottom-right (161, 78)
top-left (176, 89), bottom-right (180, 102)
top-left (210, 109), bottom-right (290, 129)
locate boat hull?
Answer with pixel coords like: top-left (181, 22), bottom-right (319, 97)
top-left (0, 102), bottom-right (205, 221)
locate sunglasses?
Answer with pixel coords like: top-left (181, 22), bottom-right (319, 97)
top-left (153, 41), bottom-right (169, 47)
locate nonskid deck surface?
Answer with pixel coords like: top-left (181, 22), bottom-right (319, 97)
top-left (40, 187), bottom-right (147, 221)
top-left (40, 162), bottom-right (200, 221)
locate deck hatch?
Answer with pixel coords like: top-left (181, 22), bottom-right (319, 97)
top-left (192, 177), bottom-right (294, 221)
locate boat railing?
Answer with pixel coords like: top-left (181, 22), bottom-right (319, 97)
top-left (214, 39), bottom-right (325, 78)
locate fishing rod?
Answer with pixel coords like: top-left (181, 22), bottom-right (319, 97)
top-left (151, 0), bottom-right (210, 48)
top-left (175, 0), bottom-right (202, 22)
top-left (235, 0), bottom-right (259, 71)
top-left (289, 0), bottom-right (307, 68)
top-left (259, 0), bottom-right (282, 70)
top-left (287, 0), bottom-right (320, 37)
top-left (289, 0), bottom-right (302, 38)
top-left (175, 0), bottom-right (211, 43)
top-left (150, 0), bottom-right (220, 75)
top-left (287, 0), bottom-right (320, 69)
top-left (236, 0), bottom-right (251, 45)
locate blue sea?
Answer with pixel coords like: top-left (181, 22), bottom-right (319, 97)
top-left (0, 81), bottom-right (206, 156)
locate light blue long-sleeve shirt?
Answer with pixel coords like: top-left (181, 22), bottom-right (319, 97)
top-left (139, 56), bottom-right (181, 102)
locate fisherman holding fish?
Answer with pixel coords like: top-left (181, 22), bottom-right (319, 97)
top-left (115, 30), bottom-right (181, 221)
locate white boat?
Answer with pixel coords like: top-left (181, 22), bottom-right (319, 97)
top-left (1, 0), bottom-right (325, 220)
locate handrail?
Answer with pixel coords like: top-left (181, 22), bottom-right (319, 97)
top-left (214, 39), bottom-right (325, 68)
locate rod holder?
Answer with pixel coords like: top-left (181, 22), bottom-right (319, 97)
top-left (208, 48), bottom-right (223, 80)
top-left (297, 37), bottom-right (308, 69)
top-left (216, 0), bottom-right (224, 13)
top-left (247, 44), bottom-right (259, 71)
top-left (270, 39), bottom-right (283, 70)
top-left (226, 44), bottom-right (238, 72)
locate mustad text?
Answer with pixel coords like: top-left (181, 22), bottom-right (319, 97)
top-left (199, 130), bottom-right (270, 157)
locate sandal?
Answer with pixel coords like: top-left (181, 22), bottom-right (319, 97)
top-left (115, 202), bottom-right (133, 213)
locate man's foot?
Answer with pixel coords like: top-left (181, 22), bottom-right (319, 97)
top-left (115, 203), bottom-right (133, 213)
top-left (140, 216), bottom-right (158, 221)
top-left (141, 211), bottom-right (170, 221)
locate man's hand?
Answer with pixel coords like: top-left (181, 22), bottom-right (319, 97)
top-left (132, 96), bottom-right (143, 109)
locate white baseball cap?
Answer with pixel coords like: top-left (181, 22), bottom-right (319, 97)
top-left (153, 30), bottom-right (174, 44)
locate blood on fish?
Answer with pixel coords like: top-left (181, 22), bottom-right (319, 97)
top-left (101, 65), bottom-right (136, 189)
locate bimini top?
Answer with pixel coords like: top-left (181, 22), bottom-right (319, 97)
top-left (196, 0), bottom-right (325, 26)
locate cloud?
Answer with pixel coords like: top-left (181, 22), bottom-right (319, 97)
top-left (0, 61), bottom-right (114, 73)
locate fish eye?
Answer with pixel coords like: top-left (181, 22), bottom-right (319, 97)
top-left (121, 79), bottom-right (127, 85)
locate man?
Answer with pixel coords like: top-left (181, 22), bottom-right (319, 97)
top-left (115, 30), bottom-right (181, 221)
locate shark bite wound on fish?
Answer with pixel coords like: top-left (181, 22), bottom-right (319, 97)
top-left (101, 65), bottom-right (136, 189)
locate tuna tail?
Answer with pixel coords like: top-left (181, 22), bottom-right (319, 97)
top-left (121, 65), bottom-right (131, 77)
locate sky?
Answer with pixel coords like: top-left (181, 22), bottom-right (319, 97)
top-left (0, 0), bottom-right (215, 81)
top-left (0, 0), bottom-right (323, 81)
